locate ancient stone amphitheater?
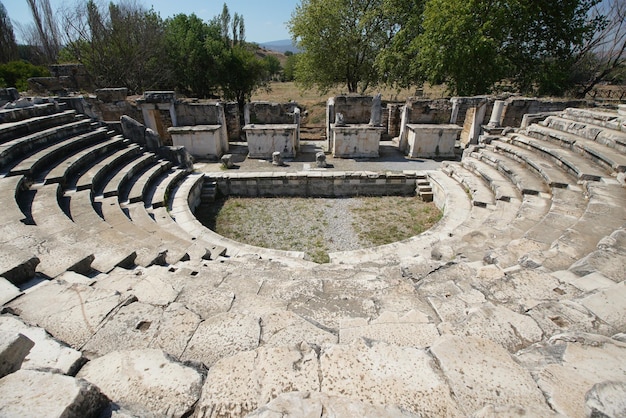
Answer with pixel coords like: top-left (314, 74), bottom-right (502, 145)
top-left (0, 98), bottom-right (625, 417)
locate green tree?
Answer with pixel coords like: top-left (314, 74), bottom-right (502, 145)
top-left (0, 2), bottom-right (18, 63)
top-left (218, 44), bottom-right (269, 115)
top-left (164, 13), bottom-right (224, 97)
top-left (263, 55), bottom-right (282, 80)
top-left (61, 1), bottom-right (169, 93)
top-left (288, 0), bottom-right (395, 93)
top-left (417, 0), bottom-right (604, 96)
top-left (417, 0), bottom-right (510, 95)
top-left (282, 53), bottom-right (299, 82)
top-left (0, 60), bottom-right (49, 90)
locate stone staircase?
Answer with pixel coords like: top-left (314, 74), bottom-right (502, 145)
top-left (1, 102), bottom-right (625, 417)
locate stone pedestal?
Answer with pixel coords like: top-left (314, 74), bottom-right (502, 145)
top-left (405, 124), bottom-right (461, 158)
top-left (168, 125), bottom-right (225, 160)
top-left (243, 124), bottom-right (299, 159)
top-left (330, 125), bottom-right (384, 158)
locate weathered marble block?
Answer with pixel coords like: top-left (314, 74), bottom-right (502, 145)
top-left (168, 125), bottom-right (226, 160)
top-left (243, 124), bottom-right (299, 159)
top-left (405, 124), bottom-right (461, 158)
top-left (330, 124), bottom-right (384, 158)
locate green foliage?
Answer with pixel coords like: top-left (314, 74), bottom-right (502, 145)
top-left (163, 13), bottom-right (224, 98)
top-left (288, 0), bottom-right (395, 93)
top-left (63, 1), bottom-right (169, 93)
top-left (282, 53), bottom-right (299, 82)
top-left (416, 0), bottom-right (604, 96)
top-left (0, 60), bottom-right (50, 91)
top-left (263, 55), bottom-right (282, 80)
top-left (217, 44), bottom-right (269, 112)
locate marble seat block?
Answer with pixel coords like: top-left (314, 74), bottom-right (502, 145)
top-left (405, 124), bottom-right (461, 158)
top-left (330, 124), bottom-right (384, 158)
top-left (244, 124), bottom-right (298, 159)
top-left (168, 125), bottom-right (225, 160)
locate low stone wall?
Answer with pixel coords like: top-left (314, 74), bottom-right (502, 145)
top-left (245, 102), bottom-right (299, 124)
top-left (205, 171), bottom-right (418, 198)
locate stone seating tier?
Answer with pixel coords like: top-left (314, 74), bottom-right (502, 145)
top-left (1, 104), bottom-right (626, 417)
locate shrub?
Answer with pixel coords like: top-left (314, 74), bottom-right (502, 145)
top-left (0, 60), bottom-right (50, 91)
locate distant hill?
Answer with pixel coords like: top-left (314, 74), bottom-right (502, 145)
top-left (258, 39), bottom-right (300, 54)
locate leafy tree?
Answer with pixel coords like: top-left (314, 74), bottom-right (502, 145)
top-left (218, 44), bottom-right (269, 115)
top-left (61, 1), bottom-right (169, 93)
top-left (263, 55), bottom-right (282, 80)
top-left (282, 53), bottom-right (299, 82)
top-left (163, 13), bottom-right (224, 97)
top-left (288, 0), bottom-right (395, 93)
top-left (0, 2), bottom-right (18, 63)
top-left (416, 0), bottom-right (604, 96)
top-left (0, 60), bottom-right (49, 90)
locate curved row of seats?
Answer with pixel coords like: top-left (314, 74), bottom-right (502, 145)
top-left (1, 101), bottom-right (625, 417)
top-left (0, 102), bottom-right (206, 285)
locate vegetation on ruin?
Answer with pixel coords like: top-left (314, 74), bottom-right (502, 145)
top-left (0, 0), bottom-right (623, 101)
top-left (196, 196), bottom-right (442, 264)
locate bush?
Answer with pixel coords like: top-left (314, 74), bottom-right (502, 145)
top-left (0, 61), bottom-right (50, 91)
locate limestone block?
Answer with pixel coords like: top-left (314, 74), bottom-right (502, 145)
top-left (0, 315), bottom-right (84, 375)
top-left (431, 335), bottom-right (550, 415)
top-left (95, 88), bottom-right (128, 103)
top-left (6, 281), bottom-right (128, 349)
top-left (339, 310), bottom-right (439, 347)
top-left (78, 349), bottom-right (203, 417)
top-left (331, 124), bottom-right (383, 158)
top-left (246, 391), bottom-right (419, 418)
top-left (0, 369), bottom-right (109, 417)
top-left (516, 334), bottom-right (626, 417)
top-left (244, 124), bottom-right (299, 159)
top-left (438, 302), bottom-right (543, 352)
top-left (579, 281), bottom-right (626, 330)
top-left (0, 331), bottom-right (33, 378)
top-left (181, 312), bottom-right (260, 367)
top-left (471, 404), bottom-right (563, 417)
top-left (0, 245), bottom-right (39, 285)
top-left (320, 339), bottom-right (462, 417)
top-left (176, 284), bottom-right (235, 320)
top-left (195, 343), bottom-right (320, 418)
top-left (131, 273), bottom-right (179, 306)
top-left (0, 277), bottom-right (21, 305)
top-left (81, 302), bottom-right (163, 358)
top-left (168, 125), bottom-right (224, 159)
top-left (148, 302), bottom-right (202, 360)
top-left (260, 310), bottom-right (337, 347)
top-left (528, 301), bottom-right (616, 338)
top-left (585, 381), bottom-right (626, 418)
top-left (405, 124), bottom-right (461, 158)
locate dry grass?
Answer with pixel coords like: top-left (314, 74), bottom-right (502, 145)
top-left (252, 81), bottom-right (449, 127)
top-left (198, 196), bottom-right (442, 263)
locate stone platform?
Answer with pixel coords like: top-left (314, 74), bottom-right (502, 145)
top-left (1, 100), bottom-right (625, 417)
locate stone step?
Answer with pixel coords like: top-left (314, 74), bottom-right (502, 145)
top-left (527, 124), bottom-right (626, 172)
top-left (509, 132), bottom-right (608, 181)
top-left (462, 156), bottom-right (521, 202)
top-left (0, 244), bottom-right (39, 286)
top-left (561, 107), bottom-right (625, 131)
top-left (98, 152), bottom-right (155, 198)
top-left (74, 144), bottom-right (141, 191)
top-left (102, 195), bottom-right (198, 265)
top-left (569, 228), bottom-right (626, 282)
top-left (148, 168), bottom-right (190, 209)
top-left (125, 160), bottom-right (172, 204)
top-left (0, 119), bottom-right (93, 173)
top-left (0, 109), bottom-right (77, 143)
top-left (491, 139), bottom-right (576, 187)
top-left (31, 185), bottom-right (136, 273)
top-left (7, 127), bottom-right (109, 178)
top-left (478, 147), bottom-right (550, 195)
top-left (42, 135), bottom-right (126, 186)
top-left (0, 102), bottom-right (61, 124)
top-left (442, 162), bottom-right (496, 207)
top-left (0, 175), bottom-right (29, 226)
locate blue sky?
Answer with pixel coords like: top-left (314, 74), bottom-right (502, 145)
top-left (3, 0), bottom-right (298, 43)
